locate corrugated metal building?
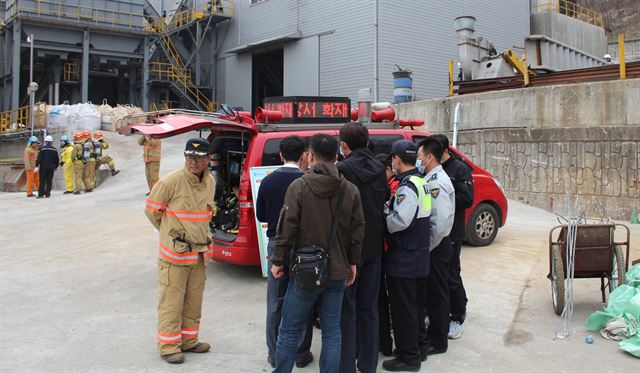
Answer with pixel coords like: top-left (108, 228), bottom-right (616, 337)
top-left (216, 0), bottom-right (530, 110)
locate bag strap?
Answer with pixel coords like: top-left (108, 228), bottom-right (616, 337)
top-left (327, 184), bottom-right (346, 255)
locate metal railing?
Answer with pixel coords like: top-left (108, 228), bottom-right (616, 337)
top-left (0, 105), bottom-right (47, 134)
top-left (535, 1), bottom-right (604, 28)
top-left (148, 62), bottom-right (216, 112)
top-left (144, 0), bottom-right (234, 34)
top-left (149, 62), bottom-right (192, 82)
top-left (63, 62), bottom-right (79, 81)
top-left (8, 0), bottom-right (144, 30)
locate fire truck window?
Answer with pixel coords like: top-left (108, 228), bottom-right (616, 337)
top-left (262, 139), bottom-right (284, 166)
top-left (369, 135), bottom-right (403, 156)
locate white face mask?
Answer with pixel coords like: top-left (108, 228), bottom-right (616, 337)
top-left (415, 158), bottom-right (426, 174)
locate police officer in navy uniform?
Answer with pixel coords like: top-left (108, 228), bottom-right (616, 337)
top-left (432, 134), bottom-right (474, 340)
top-left (416, 137), bottom-right (455, 357)
top-left (382, 140), bottom-right (432, 372)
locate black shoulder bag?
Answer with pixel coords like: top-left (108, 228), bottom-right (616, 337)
top-left (292, 185), bottom-right (346, 289)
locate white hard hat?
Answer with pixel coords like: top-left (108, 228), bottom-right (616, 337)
top-left (45, 135), bottom-right (54, 142)
top-left (604, 53), bottom-right (612, 60)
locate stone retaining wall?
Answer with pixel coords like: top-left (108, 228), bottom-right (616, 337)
top-left (449, 126), bottom-right (639, 220)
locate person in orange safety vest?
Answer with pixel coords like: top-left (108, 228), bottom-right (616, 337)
top-left (23, 136), bottom-right (41, 197)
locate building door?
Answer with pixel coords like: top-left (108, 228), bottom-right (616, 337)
top-left (252, 48), bottom-right (283, 112)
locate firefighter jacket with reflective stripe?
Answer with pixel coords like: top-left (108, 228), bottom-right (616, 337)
top-left (139, 136), bottom-right (161, 162)
top-left (61, 144), bottom-right (74, 165)
top-left (383, 168), bottom-right (431, 278)
top-left (23, 146), bottom-right (38, 170)
top-left (145, 167), bottom-right (216, 266)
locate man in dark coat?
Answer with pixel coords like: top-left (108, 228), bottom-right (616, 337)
top-left (337, 123), bottom-right (389, 373)
top-left (36, 135), bottom-right (60, 198)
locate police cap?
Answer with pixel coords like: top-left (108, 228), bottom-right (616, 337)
top-left (184, 138), bottom-right (210, 157)
top-left (390, 140), bottom-right (417, 155)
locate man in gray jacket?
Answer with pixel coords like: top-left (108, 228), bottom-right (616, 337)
top-left (416, 137), bottom-right (455, 356)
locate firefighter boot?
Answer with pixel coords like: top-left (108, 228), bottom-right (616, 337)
top-left (161, 352), bottom-right (185, 364)
top-left (183, 342), bottom-right (210, 353)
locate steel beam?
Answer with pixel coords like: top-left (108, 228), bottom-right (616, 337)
top-left (82, 30), bottom-right (90, 102)
top-left (142, 36), bottom-right (149, 111)
top-left (195, 22), bottom-right (201, 86)
top-left (11, 20), bottom-right (20, 109)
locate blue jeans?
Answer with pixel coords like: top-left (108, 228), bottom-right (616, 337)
top-left (274, 279), bottom-right (346, 373)
top-left (266, 240), bottom-right (313, 364)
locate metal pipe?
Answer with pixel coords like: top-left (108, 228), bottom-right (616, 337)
top-left (373, 0), bottom-right (379, 102)
top-left (29, 34), bottom-right (34, 136)
top-left (54, 82), bottom-right (59, 105)
top-left (452, 102), bottom-right (460, 148)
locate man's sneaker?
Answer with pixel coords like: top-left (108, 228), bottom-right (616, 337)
top-left (63, 191), bottom-right (73, 194)
top-left (161, 352), bottom-right (185, 364)
top-left (448, 321), bottom-right (463, 339)
top-left (111, 170), bottom-right (120, 176)
top-left (183, 342), bottom-right (210, 353)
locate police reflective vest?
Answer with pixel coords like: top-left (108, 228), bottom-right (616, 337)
top-left (408, 175), bottom-right (432, 219)
top-left (384, 169), bottom-right (432, 278)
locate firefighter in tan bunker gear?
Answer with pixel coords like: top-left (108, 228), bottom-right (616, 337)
top-left (82, 130), bottom-right (96, 192)
top-left (139, 135), bottom-right (161, 194)
top-left (145, 138), bottom-right (216, 364)
top-left (93, 131), bottom-right (120, 176)
top-left (71, 132), bottom-right (85, 194)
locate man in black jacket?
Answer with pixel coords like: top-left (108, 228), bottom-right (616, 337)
top-left (36, 135), bottom-right (60, 199)
top-left (432, 134), bottom-right (474, 340)
top-left (337, 123), bottom-right (388, 373)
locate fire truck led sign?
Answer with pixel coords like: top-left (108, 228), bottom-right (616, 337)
top-left (263, 96), bottom-right (351, 124)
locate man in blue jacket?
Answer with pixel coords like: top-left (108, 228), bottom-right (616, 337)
top-left (382, 140), bottom-right (432, 372)
top-left (256, 135), bottom-right (313, 369)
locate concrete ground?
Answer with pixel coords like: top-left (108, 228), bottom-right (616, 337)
top-left (1, 132), bottom-right (638, 373)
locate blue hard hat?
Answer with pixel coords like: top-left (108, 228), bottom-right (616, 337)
top-left (60, 135), bottom-right (69, 142)
top-left (28, 136), bottom-right (40, 145)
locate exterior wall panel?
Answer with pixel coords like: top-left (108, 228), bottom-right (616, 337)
top-left (378, 0), bottom-right (530, 102)
top-left (284, 35), bottom-right (319, 96)
top-left (216, 0), bottom-right (528, 105)
top-left (222, 53), bottom-right (252, 110)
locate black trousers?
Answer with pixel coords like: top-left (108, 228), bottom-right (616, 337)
top-left (340, 256), bottom-right (381, 373)
top-left (38, 168), bottom-right (55, 197)
top-left (425, 237), bottom-right (452, 351)
top-left (387, 275), bottom-right (428, 366)
top-left (449, 240), bottom-right (468, 323)
top-left (378, 272), bottom-right (393, 355)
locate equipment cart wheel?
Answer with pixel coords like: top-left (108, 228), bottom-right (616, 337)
top-left (551, 245), bottom-right (565, 315)
top-left (609, 245), bottom-right (627, 292)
